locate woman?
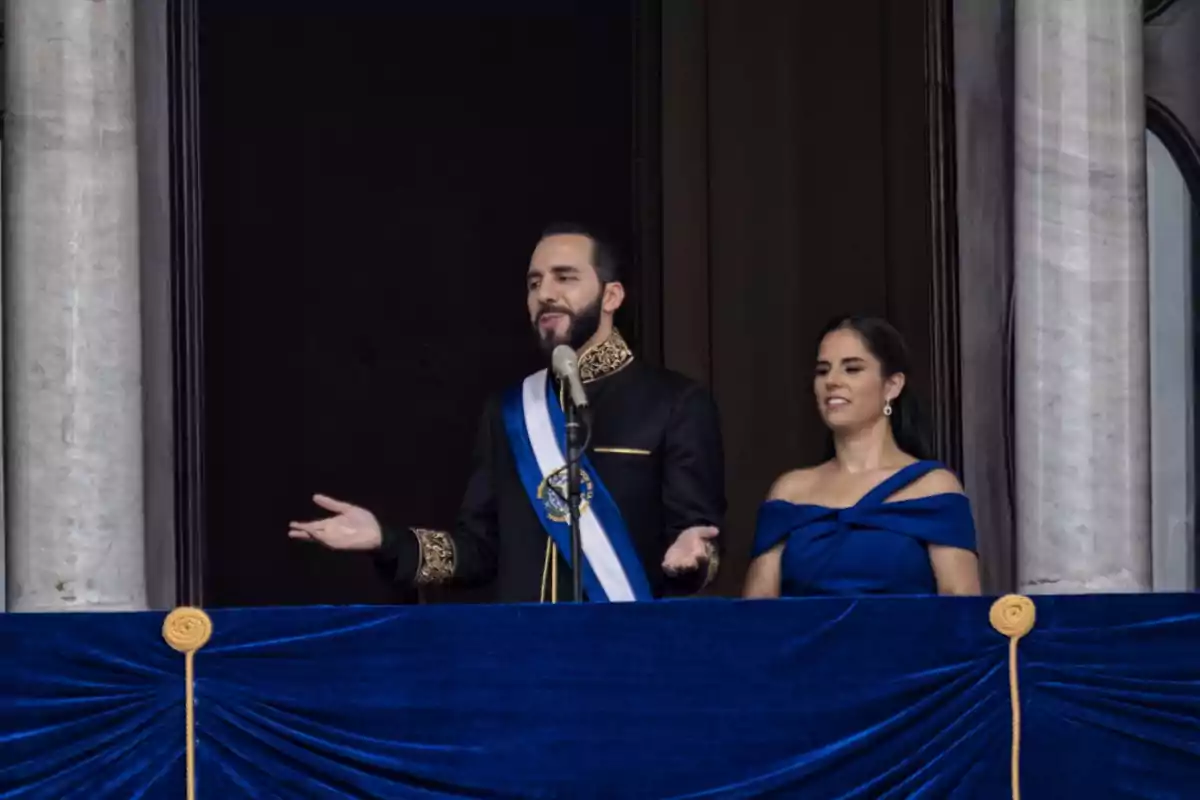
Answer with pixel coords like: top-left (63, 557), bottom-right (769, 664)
top-left (743, 315), bottom-right (980, 597)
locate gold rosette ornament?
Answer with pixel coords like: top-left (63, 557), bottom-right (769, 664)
top-left (989, 593), bottom-right (1036, 639)
top-left (163, 607), bottom-right (213, 800)
top-left (163, 607), bottom-right (213, 653)
top-left (990, 594), bottom-right (1037, 800)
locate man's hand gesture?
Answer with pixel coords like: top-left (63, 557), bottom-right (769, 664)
top-left (289, 494), bottom-right (383, 551)
top-left (662, 525), bottom-right (719, 575)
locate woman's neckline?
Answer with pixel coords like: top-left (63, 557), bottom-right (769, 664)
top-left (766, 460), bottom-right (952, 511)
top-left (763, 492), bottom-right (961, 512)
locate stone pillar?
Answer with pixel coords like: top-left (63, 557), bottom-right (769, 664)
top-left (4, 0), bottom-right (146, 611)
top-left (1014, 0), bottom-right (1151, 592)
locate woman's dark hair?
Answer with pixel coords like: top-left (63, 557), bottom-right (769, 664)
top-left (817, 314), bottom-right (935, 462)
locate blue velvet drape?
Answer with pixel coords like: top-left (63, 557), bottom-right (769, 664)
top-left (1, 595), bottom-right (1197, 799)
top-left (0, 612), bottom-right (184, 798)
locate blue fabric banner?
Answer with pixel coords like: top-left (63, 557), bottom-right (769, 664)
top-left (1, 595), bottom-right (1198, 798)
top-left (0, 611), bottom-right (185, 798)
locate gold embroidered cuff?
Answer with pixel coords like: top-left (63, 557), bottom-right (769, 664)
top-left (412, 528), bottom-right (455, 585)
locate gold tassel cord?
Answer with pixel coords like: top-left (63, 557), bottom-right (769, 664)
top-left (540, 536), bottom-right (560, 604)
top-left (551, 541), bottom-right (559, 602)
top-left (163, 607), bottom-right (214, 800)
top-left (988, 595), bottom-right (1036, 800)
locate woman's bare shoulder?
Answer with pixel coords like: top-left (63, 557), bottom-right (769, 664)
top-left (901, 467), bottom-right (966, 500)
top-left (766, 465), bottom-right (828, 503)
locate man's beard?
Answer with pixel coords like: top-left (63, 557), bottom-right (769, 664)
top-left (534, 295), bottom-right (604, 355)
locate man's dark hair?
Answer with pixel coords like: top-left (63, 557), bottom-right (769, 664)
top-left (539, 222), bottom-right (622, 283)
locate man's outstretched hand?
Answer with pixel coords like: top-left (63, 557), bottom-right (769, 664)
top-left (289, 494), bottom-right (383, 551)
top-left (662, 525), bottom-right (719, 575)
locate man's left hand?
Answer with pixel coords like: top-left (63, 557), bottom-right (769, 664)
top-left (662, 526), bottom-right (719, 574)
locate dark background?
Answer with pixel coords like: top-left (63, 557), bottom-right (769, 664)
top-left (199, 0), bottom-right (646, 605)
top-left (193, 0), bottom-right (951, 605)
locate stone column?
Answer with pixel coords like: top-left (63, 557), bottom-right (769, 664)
top-left (1014, 0), bottom-right (1151, 592)
top-left (4, 0), bottom-right (146, 611)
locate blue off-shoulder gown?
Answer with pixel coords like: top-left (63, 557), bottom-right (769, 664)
top-left (751, 460), bottom-right (977, 596)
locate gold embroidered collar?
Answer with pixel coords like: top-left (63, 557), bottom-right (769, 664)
top-left (578, 330), bottom-right (634, 383)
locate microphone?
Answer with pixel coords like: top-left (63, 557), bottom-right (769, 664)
top-left (551, 345), bottom-right (590, 409)
top-left (552, 344), bottom-right (588, 603)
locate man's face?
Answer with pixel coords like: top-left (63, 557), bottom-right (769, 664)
top-left (526, 234), bottom-right (615, 353)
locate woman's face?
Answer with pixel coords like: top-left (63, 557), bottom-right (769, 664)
top-left (813, 328), bottom-right (903, 431)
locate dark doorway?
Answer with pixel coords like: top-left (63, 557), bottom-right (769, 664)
top-left (195, 0), bottom-right (655, 605)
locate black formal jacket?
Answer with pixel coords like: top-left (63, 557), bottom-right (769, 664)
top-left (375, 331), bottom-right (727, 602)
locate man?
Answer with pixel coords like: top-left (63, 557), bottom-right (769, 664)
top-left (289, 223), bottom-right (725, 602)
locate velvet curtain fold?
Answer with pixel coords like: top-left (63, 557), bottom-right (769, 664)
top-left (1, 597), bottom-right (1198, 798)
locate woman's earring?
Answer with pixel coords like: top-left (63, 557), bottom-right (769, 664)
top-left (884, 400), bottom-right (893, 417)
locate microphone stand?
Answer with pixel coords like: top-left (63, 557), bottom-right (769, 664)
top-left (565, 400), bottom-right (586, 603)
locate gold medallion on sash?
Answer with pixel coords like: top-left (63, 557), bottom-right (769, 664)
top-left (537, 465), bottom-right (595, 523)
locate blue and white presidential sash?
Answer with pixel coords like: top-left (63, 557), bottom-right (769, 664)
top-left (501, 369), bottom-right (653, 602)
